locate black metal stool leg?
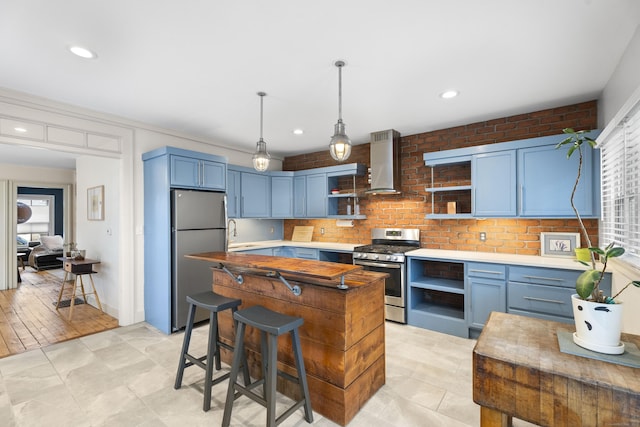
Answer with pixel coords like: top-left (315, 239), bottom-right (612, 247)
top-left (266, 333), bottom-right (278, 427)
top-left (203, 310), bottom-right (217, 411)
top-left (175, 302), bottom-right (197, 389)
top-left (222, 321), bottom-right (246, 427)
top-left (291, 328), bottom-right (313, 422)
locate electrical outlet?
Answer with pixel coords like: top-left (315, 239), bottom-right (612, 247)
top-left (480, 232), bottom-right (486, 242)
top-left (321, 228), bottom-right (325, 235)
top-left (270, 227), bottom-right (274, 234)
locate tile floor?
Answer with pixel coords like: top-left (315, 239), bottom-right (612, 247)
top-left (0, 321), bottom-right (536, 426)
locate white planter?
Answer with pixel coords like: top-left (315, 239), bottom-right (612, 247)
top-left (571, 294), bottom-right (624, 354)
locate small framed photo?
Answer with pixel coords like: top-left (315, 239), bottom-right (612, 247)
top-left (540, 232), bottom-right (580, 257)
top-left (87, 185), bottom-right (104, 221)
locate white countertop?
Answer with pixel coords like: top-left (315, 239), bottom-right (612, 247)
top-left (229, 240), bottom-right (593, 271)
top-left (406, 248), bottom-right (592, 271)
top-left (228, 240), bottom-right (359, 252)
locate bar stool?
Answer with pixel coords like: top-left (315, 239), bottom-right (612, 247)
top-left (174, 291), bottom-right (249, 412)
top-left (222, 305), bottom-right (313, 427)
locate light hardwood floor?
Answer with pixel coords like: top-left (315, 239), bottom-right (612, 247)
top-left (0, 268), bottom-right (119, 359)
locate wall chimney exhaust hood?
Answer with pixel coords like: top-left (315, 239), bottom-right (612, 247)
top-left (366, 129), bottom-right (401, 194)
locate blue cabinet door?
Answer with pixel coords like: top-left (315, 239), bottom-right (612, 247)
top-left (170, 155), bottom-right (200, 188)
top-left (293, 176), bottom-right (306, 217)
top-left (306, 173), bottom-right (327, 217)
top-left (170, 155), bottom-right (225, 190)
top-left (241, 172), bottom-right (270, 218)
top-left (271, 175), bottom-right (293, 218)
top-left (518, 144), bottom-right (595, 217)
top-left (227, 170), bottom-right (240, 218)
top-left (468, 277), bottom-right (506, 329)
top-left (201, 160), bottom-right (225, 190)
top-left (473, 151), bottom-right (516, 217)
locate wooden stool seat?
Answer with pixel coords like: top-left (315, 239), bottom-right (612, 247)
top-left (222, 305), bottom-right (313, 427)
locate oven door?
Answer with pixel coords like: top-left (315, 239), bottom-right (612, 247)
top-left (353, 260), bottom-right (405, 308)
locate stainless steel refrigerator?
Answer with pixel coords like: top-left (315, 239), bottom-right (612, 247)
top-left (171, 189), bottom-right (227, 331)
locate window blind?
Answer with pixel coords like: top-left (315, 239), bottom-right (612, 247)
top-left (600, 100), bottom-right (640, 267)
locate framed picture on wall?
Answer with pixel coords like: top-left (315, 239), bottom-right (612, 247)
top-left (87, 185), bottom-right (104, 221)
top-left (540, 232), bottom-right (580, 257)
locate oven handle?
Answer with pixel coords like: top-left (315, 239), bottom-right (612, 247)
top-left (354, 260), bottom-right (402, 269)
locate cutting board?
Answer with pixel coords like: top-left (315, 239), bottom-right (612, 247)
top-left (292, 226), bottom-right (314, 242)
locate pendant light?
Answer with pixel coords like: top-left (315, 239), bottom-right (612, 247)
top-left (252, 91), bottom-right (271, 171)
top-left (329, 60), bottom-right (352, 162)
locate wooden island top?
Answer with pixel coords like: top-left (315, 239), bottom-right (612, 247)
top-left (187, 252), bottom-right (387, 426)
top-left (185, 251), bottom-right (363, 284)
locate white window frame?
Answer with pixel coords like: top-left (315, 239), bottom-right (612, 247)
top-left (598, 86), bottom-right (640, 269)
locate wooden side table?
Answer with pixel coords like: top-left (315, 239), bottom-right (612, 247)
top-left (55, 257), bottom-right (104, 320)
top-left (473, 312), bottom-right (640, 426)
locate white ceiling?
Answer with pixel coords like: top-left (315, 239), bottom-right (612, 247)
top-left (1, 0), bottom-right (639, 169)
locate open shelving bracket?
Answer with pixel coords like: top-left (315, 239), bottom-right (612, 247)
top-left (216, 263), bottom-right (244, 284)
top-left (266, 270), bottom-right (302, 296)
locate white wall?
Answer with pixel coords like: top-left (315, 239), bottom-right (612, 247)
top-left (599, 25), bottom-right (640, 128)
top-left (75, 156), bottom-right (120, 317)
top-left (0, 163), bottom-right (75, 183)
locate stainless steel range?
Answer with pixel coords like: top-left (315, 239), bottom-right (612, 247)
top-left (353, 228), bottom-right (420, 323)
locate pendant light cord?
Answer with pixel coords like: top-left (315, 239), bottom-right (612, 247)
top-left (337, 61), bottom-right (344, 122)
top-left (258, 91), bottom-right (265, 140)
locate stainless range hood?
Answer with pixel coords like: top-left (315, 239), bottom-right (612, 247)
top-left (366, 129), bottom-right (401, 194)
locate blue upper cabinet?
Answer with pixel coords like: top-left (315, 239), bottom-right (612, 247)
top-left (227, 169), bottom-right (241, 218)
top-left (293, 175), bottom-right (307, 217)
top-left (518, 144), bottom-right (596, 217)
top-left (305, 173), bottom-right (327, 218)
top-left (424, 131), bottom-right (601, 219)
top-left (271, 174), bottom-right (294, 218)
top-left (473, 151), bottom-right (517, 217)
top-left (241, 171), bottom-right (271, 218)
top-left (170, 154), bottom-right (226, 190)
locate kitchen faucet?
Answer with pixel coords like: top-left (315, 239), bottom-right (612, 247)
top-left (227, 219), bottom-right (237, 244)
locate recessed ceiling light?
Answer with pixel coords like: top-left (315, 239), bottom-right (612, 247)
top-left (14, 127), bottom-right (27, 133)
top-left (440, 90), bottom-right (459, 99)
top-left (68, 45), bottom-right (97, 59)
top-left (293, 129), bottom-right (304, 135)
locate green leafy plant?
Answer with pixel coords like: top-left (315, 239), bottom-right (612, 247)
top-left (557, 128), bottom-right (640, 303)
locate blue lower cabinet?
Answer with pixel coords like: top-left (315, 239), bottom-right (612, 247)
top-left (407, 257), bottom-right (468, 338)
top-left (238, 248), bottom-right (274, 256)
top-left (466, 263), bottom-right (506, 333)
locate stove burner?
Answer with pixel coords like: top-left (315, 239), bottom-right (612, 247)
top-left (353, 244), bottom-right (418, 255)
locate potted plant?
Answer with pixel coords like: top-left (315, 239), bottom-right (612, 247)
top-left (556, 128), bottom-right (640, 354)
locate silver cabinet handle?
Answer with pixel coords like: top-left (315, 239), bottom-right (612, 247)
top-left (523, 296), bottom-right (564, 304)
top-left (469, 269), bottom-right (502, 275)
top-left (522, 275), bottom-right (564, 282)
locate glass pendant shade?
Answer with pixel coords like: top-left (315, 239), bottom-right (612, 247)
top-left (329, 60), bottom-right (351, 162)
top-left (329, 120), bottom-right (352, 161)
top-left (252, 139), bottom-right (270, 172)
top-left (252, 92), bottom-right (270, 171)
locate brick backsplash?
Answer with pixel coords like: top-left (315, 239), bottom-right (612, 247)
top-left (283, 100), bottom-right (599, 255)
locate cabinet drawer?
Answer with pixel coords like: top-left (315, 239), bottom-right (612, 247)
top-left (508, 282), bottom-right (574, 318)
top-left (508, 266), bottom-right (580, 288)
top-left (467, 262), bottom-right (506, 280)
top-left (293, 247), bottom-right (318, 260)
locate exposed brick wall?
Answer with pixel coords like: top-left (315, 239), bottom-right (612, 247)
top-left (283, 100), bottom-right (599, 255)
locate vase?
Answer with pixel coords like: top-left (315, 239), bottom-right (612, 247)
top-left (571, 294), bottom-right (624, 354)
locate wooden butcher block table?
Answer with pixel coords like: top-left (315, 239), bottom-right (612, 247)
top-left (186, 252), bottom-right (387, 426)
top-left (473, 311), bottom-right (640, 427)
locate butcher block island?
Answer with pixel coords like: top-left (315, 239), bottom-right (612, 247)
top-left (185, 252), bottom-right (388, 426)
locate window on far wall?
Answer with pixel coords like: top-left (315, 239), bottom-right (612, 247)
top-left (16, 195), bottom-right (55, 243)
top-left (599, 97), bottom-right (640, 268)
